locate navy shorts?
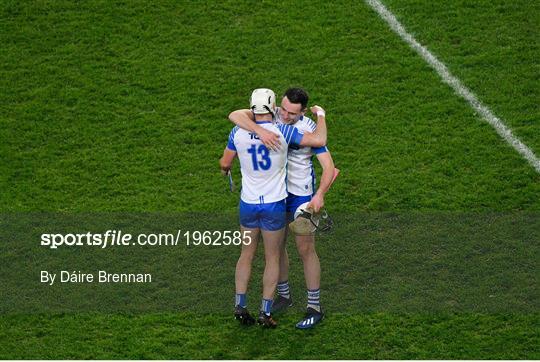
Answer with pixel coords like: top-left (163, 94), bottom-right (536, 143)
top-left (286, 193), bottom-right (313, 223)
top-left (239, 199), bottom-right (286, 231)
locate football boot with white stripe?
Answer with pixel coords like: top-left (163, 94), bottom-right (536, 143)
top-left (295, 307), bottom-right (324, 329)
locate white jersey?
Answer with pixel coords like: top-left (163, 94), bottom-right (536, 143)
top-left (275, 108), bottom-right (328, 196)
top-left (227, 121), bottom-right (303, 204)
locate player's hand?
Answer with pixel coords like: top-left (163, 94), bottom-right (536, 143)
top-left (310, 105), bottom-right (326, 119)
top-left (309, 193), bottom-right (325, 213)
top-left (258, 127), bottom-right (281, 151)
top-left (220, 166), bottom-right (230, 176)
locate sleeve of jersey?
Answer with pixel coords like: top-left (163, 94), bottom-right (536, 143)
top-left (226, 127), bottom-right (238, 151)
top-left (312, 146), bottom-right (328, 154)
top-left (278, 124), bottom-right (304, 147)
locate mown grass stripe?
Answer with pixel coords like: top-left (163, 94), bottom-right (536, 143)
top-left (365, 0), bottom-right (540, 174)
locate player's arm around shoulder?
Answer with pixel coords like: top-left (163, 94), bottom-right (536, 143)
top-left (229, 109), bottom-right (255, 130)
top-left (228, 109), bottom-right (280, 151)
top-left (298, 105), bottom-right (327, 148)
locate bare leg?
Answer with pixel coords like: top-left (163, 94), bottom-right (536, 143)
top-left (260, 227), bottom-right (285, 300)
top-left (278, 227), bottom-right (289, 283)
top-left (235, 227), bottom-right (259, 295)
top-left (295, 234), bottom-right (320, 291)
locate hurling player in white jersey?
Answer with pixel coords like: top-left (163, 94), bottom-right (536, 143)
top-left (220, 88), bottom-right (327, 328)
top-left (228, 87), bottom-right (336, 329)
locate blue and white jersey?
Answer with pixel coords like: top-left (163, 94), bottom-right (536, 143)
top-left (227, 121), bottom-right (304, 204)
top-left (275, 108), bottom-right (328, 196)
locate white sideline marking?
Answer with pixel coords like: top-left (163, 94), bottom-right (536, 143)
top-left (365, 0), bottom-right (540, 174)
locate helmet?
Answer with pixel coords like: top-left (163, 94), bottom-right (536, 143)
top-left (289, 202), bottom-right (333, 235)
top-left (250, 88), bottom-right (276, 115)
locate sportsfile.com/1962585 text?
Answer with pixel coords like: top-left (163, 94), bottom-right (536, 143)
top-left (40, 230), bottom-right (253, 249)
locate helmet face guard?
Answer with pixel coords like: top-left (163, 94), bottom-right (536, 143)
top-left (312, 209), bottom-right (334, 232)
top-left (289, 203), bottom-right (333, 235)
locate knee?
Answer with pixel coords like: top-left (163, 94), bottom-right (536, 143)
top-left (238, 249), bottom-right (256, 265)
top-left (296, 242), bottom-right (316, 260)
top-left (265, 250), bottom-right (280, 265)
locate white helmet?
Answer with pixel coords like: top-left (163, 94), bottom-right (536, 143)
top-left (250, 88), bottom-right (276, 115)
top-left (289, 202), bottom-right (318, 235)
top-left (289, 202), bottom-right (334, 235)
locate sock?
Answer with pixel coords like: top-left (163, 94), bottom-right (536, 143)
top-left (307, 288), bottom-right (321, 312)
top-left (277, 280), bottom-right (290, 299)
top-left (235, 293), bottom-right (247, 308)
top-left (261, 298), bottom-right (273, 315)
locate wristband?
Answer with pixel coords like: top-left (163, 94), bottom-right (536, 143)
top-left (316, 110), bottom-right (326, 117)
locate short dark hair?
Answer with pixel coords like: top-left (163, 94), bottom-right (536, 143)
top-left (284, 87), bottom-right (309, 110)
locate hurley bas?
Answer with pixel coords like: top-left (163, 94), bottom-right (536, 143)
top-left (41, 270), bottom-right (152, 285)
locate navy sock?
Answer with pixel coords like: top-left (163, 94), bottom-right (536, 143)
top-left (235, 293), bottom-right (247, 308)
top-left (261, 298), bottom-right (273, 315)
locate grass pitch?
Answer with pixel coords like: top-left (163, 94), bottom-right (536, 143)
top-left (1, 0), bottom-right (538, 359)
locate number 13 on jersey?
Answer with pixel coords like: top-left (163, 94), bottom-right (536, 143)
top-left (247, 144), bottom-right (271, 171)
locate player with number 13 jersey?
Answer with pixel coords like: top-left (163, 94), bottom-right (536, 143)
top-left (227, 122), bottom-right (302, 205)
